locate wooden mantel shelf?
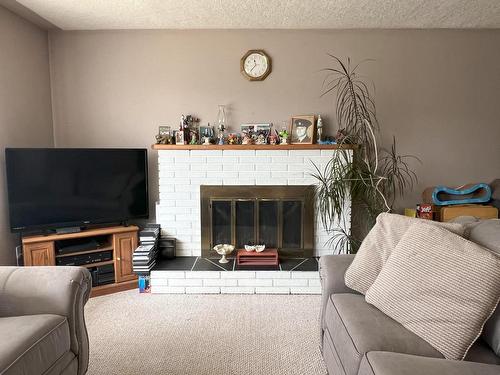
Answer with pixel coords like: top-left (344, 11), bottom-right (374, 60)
top-left (152, 144), bottom-right (354, 150)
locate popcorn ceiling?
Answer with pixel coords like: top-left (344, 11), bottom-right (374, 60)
top-left (17, 0), bottom-right (500, 30)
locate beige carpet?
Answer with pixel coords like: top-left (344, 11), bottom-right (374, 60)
top-left (85, 290), bottom-right (327, 375)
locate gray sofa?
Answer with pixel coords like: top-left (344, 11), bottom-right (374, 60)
top-left (0, 266), bottom-right (92, 375)
top-left (319, 219), bottom-right (500, 375)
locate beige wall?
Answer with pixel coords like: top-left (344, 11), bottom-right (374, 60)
top-left (49, 29), bottom-right (500, 215)
top-left (0, 6), bottom-right (54, 265)
top-left (0, 26), bottom-right (498, 262)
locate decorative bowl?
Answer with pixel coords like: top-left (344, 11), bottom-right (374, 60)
top-left (213, 244), bottom-right (234, 264)
top-left (244, 245), bottom-right (255, 252)
top-left (255, 245), bottom-right (266, 252)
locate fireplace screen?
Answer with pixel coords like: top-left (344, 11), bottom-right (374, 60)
top-left (201, 186), bottom-right (314, 258)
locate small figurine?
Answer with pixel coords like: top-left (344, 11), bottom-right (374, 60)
top-left (242, 133), bottom-right (253, 145)
top-left (256, 133), bottom-right (267, 145)
top-left (317, 115), bottom-right (323, 143)
top-left (227, 133), bottom-right (239, 145)
top-left (181, 114), bottom-right (189, 133)
top-left (155, 134), bottom-right (168, 144)
top-left (189, 130), bottom-right (198, 145)
top-left (217, 122), bottom-right (226, 145)
top-left (279, 129), bottom-right (289, 145)
top-left (269, 134), bottom-right (278, 145)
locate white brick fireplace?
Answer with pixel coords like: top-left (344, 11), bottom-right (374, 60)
top-left (155, 147), bottom-right (351, 257)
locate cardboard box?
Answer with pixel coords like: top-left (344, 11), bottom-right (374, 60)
top-left (404, 208), bottom-right (417, 218)
top-left (439, 205), bottom-right (498, 222)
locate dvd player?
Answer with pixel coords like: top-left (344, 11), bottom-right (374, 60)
top-left (56, 250), bottom-right (113, 266)
top-left (89, 264), bottom-right (115, 287)
top-left (55, 236), bottom-right (108, 255)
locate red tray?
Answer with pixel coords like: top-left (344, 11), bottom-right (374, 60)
top-left (236, 249), bottom-right (279, 266)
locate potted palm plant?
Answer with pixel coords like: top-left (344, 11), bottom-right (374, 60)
top-left (312, 55), bottom-right (419, 253)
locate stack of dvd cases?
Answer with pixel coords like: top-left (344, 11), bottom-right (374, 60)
top-left (132, 224), bottom-right (160, 275)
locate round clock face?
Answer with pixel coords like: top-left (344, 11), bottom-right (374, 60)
top-left (241, 50), bottom-right (271, 80)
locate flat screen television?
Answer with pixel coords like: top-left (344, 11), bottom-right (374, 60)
top-left (5, 148), bottom-right (149, 232)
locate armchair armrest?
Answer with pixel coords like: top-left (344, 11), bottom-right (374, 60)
top-left (0, 266), bottom-right (91, 375)
top-left (319, 254), bottom-right (359, 348)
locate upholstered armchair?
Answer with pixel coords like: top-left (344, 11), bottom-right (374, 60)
top-left (0, 266), bottom-right (91, 375)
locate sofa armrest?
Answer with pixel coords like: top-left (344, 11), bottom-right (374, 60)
top-left (319, 254), bottom-right (357, 296)
top-left (319, 254), bottom-right (359, 348)
top-left (0, 266), bottom-right (91, 375)
top-left (358, 351), bottom-right (500, 375)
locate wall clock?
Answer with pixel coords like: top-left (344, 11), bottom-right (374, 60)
top-left (240, 50), bottom-right (272, 81)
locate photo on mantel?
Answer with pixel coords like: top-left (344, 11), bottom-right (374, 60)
top-left (290, 115), bottom-right (315, 144)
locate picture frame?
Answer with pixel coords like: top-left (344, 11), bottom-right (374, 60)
top-left (199, 125), bottom-right (214, 139)
top-left (290, 115), bottom-right (316, 144)
top-left (156, 126), bottom-right (173, 144)
top-left (174, 130), bottom-right (186, 145)
top-left (158, 126), bottom-right (171, 136)
top-left (240, 123), bottom-right (272, 134)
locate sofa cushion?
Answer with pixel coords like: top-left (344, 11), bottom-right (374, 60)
top-left (322, 326), bottom-right (347, 375)
top-left (344, 213), bottom-right (465, 295)
top-left (365, 222), bottom-right (500, 360)
top-left (44, 352), bottom-right (76, 375)
top-left (451, 217), bottom-right (500, 254)
top-left (324, 294), bottom-right (442, 375)
top-left (465, 339), bottom-right (500, 365)
top-left (451, 217), bottom-right (500, 355)
top-left (483, 307), bottom-right (500, 357)
top-left (358, 351), bottom-right (500, 375)
top-left (0, 314), bottom-right (71, 375)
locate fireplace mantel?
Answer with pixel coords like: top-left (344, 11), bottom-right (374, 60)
top-left (152, 144), bottom-right (354, 150)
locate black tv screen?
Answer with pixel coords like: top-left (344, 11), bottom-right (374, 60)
top-left (5, 148), bottom-right (149, 232)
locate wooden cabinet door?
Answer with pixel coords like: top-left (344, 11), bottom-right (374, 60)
top-left (23, 241), bottom-right (55, 266)
top-left (113, 232), bottom-right (137, 282)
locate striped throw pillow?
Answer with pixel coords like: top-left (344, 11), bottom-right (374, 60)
top-left (344, 213), bottom-right (465, 295)
top-left (365, 222), bottom-right (500, 360)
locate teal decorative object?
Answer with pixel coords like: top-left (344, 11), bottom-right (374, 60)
top-left (432, 184), bottom-right (492, 206)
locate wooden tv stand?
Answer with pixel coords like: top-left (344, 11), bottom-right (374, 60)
top-left (22, 226), bottom-right (139, 297)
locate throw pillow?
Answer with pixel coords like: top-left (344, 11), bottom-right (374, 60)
top-left (365, 222), bottom-right (500, 360)
top-left (344, 213), bottom-right (465, 295)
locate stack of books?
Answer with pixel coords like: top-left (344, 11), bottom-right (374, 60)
top-left (132, 224), bottom-right (160, 275)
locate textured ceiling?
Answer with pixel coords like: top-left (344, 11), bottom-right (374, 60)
top-left (15, 0), bottom-right (500, 30)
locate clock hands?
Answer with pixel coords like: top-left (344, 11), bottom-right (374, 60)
top-left (250, 59), bottom-right (257, 73)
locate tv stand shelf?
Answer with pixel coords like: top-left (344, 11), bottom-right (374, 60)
top-left (22, 225), bottom-right (139, 297)
top-left (81, 260), bottom-right (115, 269)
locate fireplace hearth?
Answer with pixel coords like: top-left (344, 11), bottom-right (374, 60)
top-left (201, 185), bottom-right (314, 258)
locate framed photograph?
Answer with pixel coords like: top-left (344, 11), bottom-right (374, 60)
top-left (240, 123), bottom-right (271, 134)
top-left (255, 123), bottom-right (271, 132)
top-left (290, 115), bottom-right (315, 144)
top-left (159, 126), bottom-right (171, 136)
top-left (199, 125), bottom-right (214, 139)
top-left (174, 130), bottom-right (186, 145)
